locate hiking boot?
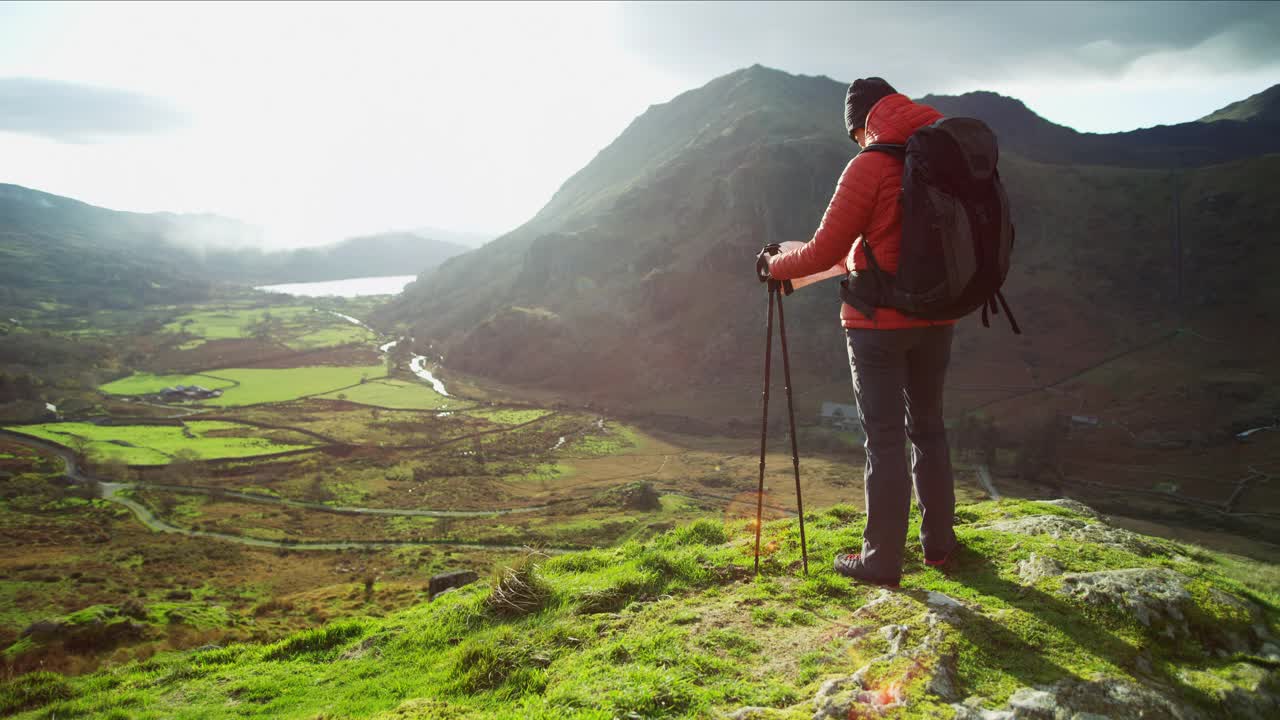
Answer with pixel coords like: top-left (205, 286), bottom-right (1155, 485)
top-left (923, 541), bottom-right (960, 568)
top-left (833, 553), bottom-right (900, 587)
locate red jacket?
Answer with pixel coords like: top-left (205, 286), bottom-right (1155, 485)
top-left (768, 93), bottom-right (956, 330)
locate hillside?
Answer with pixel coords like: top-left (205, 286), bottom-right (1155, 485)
top-left (1199, 83), bottom-right (1280, 124)
top-left (0, 184), bottom-right (469, 312)
top-left (377, 67), bottom-right (1280, 431)
top-left (5, 498), bottom-right (1276, 718)
top-left (0, 184), bottom-right (222, 310)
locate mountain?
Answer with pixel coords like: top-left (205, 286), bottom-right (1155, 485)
top-left (377, 66), bottom-right (1280, 429)
top-left (0, 184), bottom-right (222, 310)
top-left (919, 83), bottom-right (1280, 167)
top-left (7, 498), bottom-right (1277, 718)
top-left (1199, 83), bottom-right (1280, 124)
top-left (0, 184), bottom-right (469, 310)
top-left (409, 225), bottom-right (494, 249)
top-left (201, 232), bottom-right (470, 284)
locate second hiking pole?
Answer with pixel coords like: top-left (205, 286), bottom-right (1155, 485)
top-left (753, 281), bottom-right (809, 575)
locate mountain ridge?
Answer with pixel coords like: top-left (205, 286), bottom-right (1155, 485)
top-left (0, 183), bottom-right (471, 309)
top-left (378, 65), bottom-right (1280, 429)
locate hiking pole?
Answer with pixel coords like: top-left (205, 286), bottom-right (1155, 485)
top-left (773, 287), bottom-right (809, 575)
top-left (753, 281), bottom-right (776, 575)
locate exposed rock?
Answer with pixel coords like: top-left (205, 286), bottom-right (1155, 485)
top-left (813, 593), bottom-right (962, 718)
top-left (952, 677), bottom-right (1209, 719)
top-left (976, 515), bottom-right (1164, 556)
top-left (726, 707), bottom-right (788, 720)
top-left (1058, 568), bottom-right (1261, 653)
top-left (1060, 568), bottom-right (1192, 634)
top-left (811, 677), bottom-right (861, 720)
top-left (926, 591), bottom-right (966, 612)
top-left (1037, 498), bottom-right (1101, 519)
top-left (428, 570), bottom-right (478, 599)
top-left (1016, 553), bottom-right (1064, 585)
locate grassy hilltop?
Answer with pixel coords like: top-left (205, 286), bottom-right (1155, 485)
top-left (5, 498), bottom-right (1277, 719)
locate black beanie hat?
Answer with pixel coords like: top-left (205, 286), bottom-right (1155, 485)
top-left (844, 77), bottom-right (897, 136)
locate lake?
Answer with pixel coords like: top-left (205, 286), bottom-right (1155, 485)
top-left (256, 274), bottom-right (417, 298)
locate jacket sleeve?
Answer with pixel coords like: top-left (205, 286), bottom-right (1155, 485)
top-left (767, 154), bottom-right (882, 281)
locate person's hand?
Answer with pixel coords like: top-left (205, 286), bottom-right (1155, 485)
top-left (755, 244), bottom-right (782, 283)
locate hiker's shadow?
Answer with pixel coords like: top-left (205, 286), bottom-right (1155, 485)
top-left (913, 548), bottom-right (1217, 710)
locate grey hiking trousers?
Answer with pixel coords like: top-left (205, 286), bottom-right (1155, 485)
top-left (846, 324), bottom-right (957, 577)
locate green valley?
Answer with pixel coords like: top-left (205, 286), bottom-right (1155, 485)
top-left (1, 49), bottom-right (1278, 720)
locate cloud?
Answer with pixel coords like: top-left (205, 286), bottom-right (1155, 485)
top-left (617, 1), bottom-right (1280, 94)
top-left (0, 77), bottom-right (186, 143)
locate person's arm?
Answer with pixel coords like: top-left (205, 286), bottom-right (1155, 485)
top-left (767, 153), bottom-right (883, 281)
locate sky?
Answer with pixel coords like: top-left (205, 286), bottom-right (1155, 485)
top-left (1, 0), bottom-right (1277, 248)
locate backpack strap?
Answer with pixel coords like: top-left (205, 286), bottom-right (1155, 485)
top-left (839, 142), bottom-right (908, 319)
top-left (862, 143), bottom-right (906, 157)
top-left (848, 143), bottom-right (906, 307)
top-left (981, 292), bottom-right (1022, 334)
top-left (994, 290), bottom-right (1021, 335)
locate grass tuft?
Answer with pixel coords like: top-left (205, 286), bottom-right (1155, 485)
top-left (0, 671), bottom-right (76, 714)
top-left (486, 554), bottom-right (554, 618)
top-left (260, 619), bottom-right (368, 661)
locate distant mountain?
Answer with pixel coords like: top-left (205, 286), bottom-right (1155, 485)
top-left (408, 226), bottom-right (493, 249)
top-left (0, 184), bottom-right (469, 311)
top-left (919, 83), bottom-right (1280, 167)
top-left (201, 232), bottom-right (470, 284)
top-left (378, 66), bottom-right (1280, 425)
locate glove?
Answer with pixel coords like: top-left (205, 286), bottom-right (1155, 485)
top-left (755, 244), bottom-right (782, 282)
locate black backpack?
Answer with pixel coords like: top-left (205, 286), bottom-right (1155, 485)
top-left (839, 117), bottom-right (1020, 333)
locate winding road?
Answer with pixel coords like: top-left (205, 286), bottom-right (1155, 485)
top-left (1, 429), bottom-right (574, 553)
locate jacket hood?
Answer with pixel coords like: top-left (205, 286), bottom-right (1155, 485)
top-left (864, 93), bottom-right (943, 145)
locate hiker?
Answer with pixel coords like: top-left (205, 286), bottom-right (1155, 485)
top-left (756, 77), bottom-right (958, 586)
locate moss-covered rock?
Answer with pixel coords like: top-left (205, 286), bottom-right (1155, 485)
top-left (975, 514), bottom-right (1165, 556)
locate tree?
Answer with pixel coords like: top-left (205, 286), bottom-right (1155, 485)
top-left (245, 311), bottom-right (283, 343)
top-left (96, 454), bottom-right (134, 483)
top-left (166, 448), bottom-right (202, 486)
top-left (68, 434), bottom-right (93, 464)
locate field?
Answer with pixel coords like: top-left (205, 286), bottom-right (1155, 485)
top-left (317, 378), bottom-right (462, 410)
top-left (464, 408), bottom-right (554, 425)
top-left (199, 365), bottom-right (389, 407)
top-left (163, 305), bottom-right (376, 351)
top-left (101, 364), bottom-right (389, 407)
top-left (100, 373), bottom-right (238, 396)
top-left (5, 422), bottom-right (318, 465)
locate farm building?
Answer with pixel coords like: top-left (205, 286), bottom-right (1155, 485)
top-left (820, 401), bottom-right (861, 431)
top-left (159, 385), bottom-right (223, 401)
